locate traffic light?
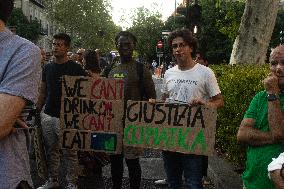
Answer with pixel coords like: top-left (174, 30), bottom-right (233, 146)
top-left (189, 4), bottom-right (202, 28)
top-left (176, 3), bottom-right (202, 31)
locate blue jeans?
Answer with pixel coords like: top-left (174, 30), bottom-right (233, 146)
top-left (162, 151), bottom-right (203, 189)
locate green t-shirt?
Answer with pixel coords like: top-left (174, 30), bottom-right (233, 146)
top-left (242, 91), bottom-right (284, 189)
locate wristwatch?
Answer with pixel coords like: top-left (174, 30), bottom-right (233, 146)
top-left (267, 93), bottom-right (280, 101)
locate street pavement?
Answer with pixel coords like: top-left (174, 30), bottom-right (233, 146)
top-left (31, 149), bottom-right (215, 189)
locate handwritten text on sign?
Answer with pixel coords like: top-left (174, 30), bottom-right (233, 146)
top-left (60, 76), bottom-right (124, 153)
top-left (124, 101), bottom-right (217, 156)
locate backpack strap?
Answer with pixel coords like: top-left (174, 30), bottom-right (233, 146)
top-left (136, 62), bottom-right (148, 100)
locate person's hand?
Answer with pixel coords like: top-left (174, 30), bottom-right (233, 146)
top-left (9, 117), bottom-right (29, 134)
top-left (148, 98), bottom-right (156, 104)
top-left (263, 73), bottom-right (280, 94)
top-left (191, 98), bottom-right (206, 106)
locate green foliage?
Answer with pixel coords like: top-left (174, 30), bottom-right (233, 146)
top-left (211, 64), bottom-right (270, 166)
top-left (215, 1), bottom-right (245, 41)
top-left (164, 15), bottom-right (186, 32)
top-left (45, 0), bottom-right (119, 52)
top-left (197, 0), bottom-right (245, 64)
top-left (7, 8), bottom-right (41, 42)
top-left (270, 9), bottom-right (284, 48)
top-left (128, 7), bottom-right (164, 62)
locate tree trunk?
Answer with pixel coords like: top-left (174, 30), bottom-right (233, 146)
top-left (229, 0), bottom-right (279, 65)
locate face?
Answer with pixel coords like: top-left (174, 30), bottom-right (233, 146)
top-left (52, 39), bottom-right (68, 58)
top-left (270, 49), bottom-right (284, 89)
top-left (76, 50), bottom-right (84, 62)
top-left (270, 55), bottom-right (284, 78)
top-left (116, 36), bottom-right (135, 58)
top-left (172, 37), bottom-right (192, 64)
top-left (40, 49), bottom-right (46, 62)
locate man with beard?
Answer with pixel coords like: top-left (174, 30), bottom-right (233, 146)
top-left (237, 45), bottom-right (284, 189)
top-left (107, 31), bottom-right (156, 189)
top-left (37, 33), bottom-right (86, 189)
top-left (161, 28), bottom-right (224, 189)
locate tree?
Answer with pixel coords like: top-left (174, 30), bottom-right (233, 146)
top-left (193, 0), bottom-right (244, 64)
top-left (128, 7), bottom-right (164, 63)
top-left (229, 0), bottom-right (279, 65)
top-left (44, 0), bottom-right (119, 52)
top-left (270, 9), bottom-right (284, 48)
top-left (7, 8), bottom-right (41, 42)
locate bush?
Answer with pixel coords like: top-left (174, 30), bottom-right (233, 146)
top-left (210, 64), bottom-right (270, 166)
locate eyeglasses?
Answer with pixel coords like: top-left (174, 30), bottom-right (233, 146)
top-left (172, 43), bottom-right (188, 50)
top-left (52, 42), bottom-right (64, 47)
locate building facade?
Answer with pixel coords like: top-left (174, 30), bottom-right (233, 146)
top-left (14, 0), bottom-right (57, 52)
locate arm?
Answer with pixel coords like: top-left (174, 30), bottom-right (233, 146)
top-left (207, 94), bottom-right (224, 108)
top-left (0, 93), bottom-right (26, 140)
top-left (264, 73), bottom-right (284, 141)
top-left (191, 93), bottom-right (224, 108)
top-left (36, 82), bottom-right (46, 112)
top-left (237, 118), bottom-right (274, 146)
top-left (143, 66), bottom-right (156, 99)
top-left (268, 99), bottom-right (284, 141)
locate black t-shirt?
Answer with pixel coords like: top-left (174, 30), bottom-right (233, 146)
top-left (42, 60), bottom-right (86, 117)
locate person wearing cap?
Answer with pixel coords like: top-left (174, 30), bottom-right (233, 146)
top-left (237, 45), bottom-right (284, 189)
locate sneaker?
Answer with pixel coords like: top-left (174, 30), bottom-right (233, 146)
top-left (37, 178), bottom-right (59, 189)
top-left (154, 179), bottom-right (167, 185)
top-left (202, 176), bottom-right (213, 186)
top-left (66, 183), bottom-right (78, 189)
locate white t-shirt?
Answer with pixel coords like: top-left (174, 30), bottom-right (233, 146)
top-left (161, 63), bottom-right (221, 104)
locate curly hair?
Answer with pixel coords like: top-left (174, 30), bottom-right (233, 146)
top-left (168, 28), bottom-right (197, 57)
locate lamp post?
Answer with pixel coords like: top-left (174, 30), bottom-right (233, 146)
top-left (280, 30), bottom-right (284, 44)
top-left (174, 0), bottom-right (176, 27)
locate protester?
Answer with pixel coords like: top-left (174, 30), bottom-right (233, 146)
top-left (95, 48), bottom-right (108, 70)
top-left (152, 60), bottom-right (157, 72)
top-left (40, 47), bottom-right (47, 67)
top-left (107, 31), bottom-right (156, 189)
top-left (237, 44), bottom-right (284, 189)
top-left (81, 49), bottom-right (111, 188)
top-left (268, 152), bottom-right (284, 189)
top-left (37, 33), bottom-right (86, 189)
top-left (161, 28), bottom-right (224, 189)
top-left (67, 51), bottom-right (73, 59)
top-left (76, 48), bottom-right (85, 67)
top-left (195, 52), bottom-right (208, 67)
top-left (84, 49), bottom-right (101, 79)
top-left (0, 0), bottom-right (41, 188)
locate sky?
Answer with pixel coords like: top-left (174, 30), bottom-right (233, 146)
top-left (110, 0), bottom-right (184, 29)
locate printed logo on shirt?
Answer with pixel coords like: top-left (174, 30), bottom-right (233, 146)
top-left (174, 79), bottom-right (198, 85)
top-left (112, 71), bottom-right (128, 84)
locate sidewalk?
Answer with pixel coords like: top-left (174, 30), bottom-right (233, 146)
top-left (101, 156), bottom-right (242, 189)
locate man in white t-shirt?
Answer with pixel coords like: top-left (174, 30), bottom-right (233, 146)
top-left (161, 28), bottom-right (224, 189)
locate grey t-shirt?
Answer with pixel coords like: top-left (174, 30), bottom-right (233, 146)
top-left (0, 28), bottom-right (41, 188)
